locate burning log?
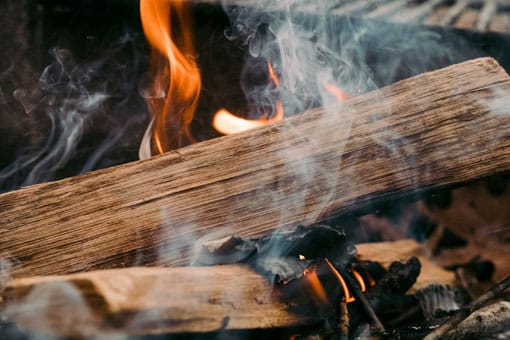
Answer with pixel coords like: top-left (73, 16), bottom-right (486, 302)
top-left (1, 239), bottom-right (453, 338)
top-left (1, 57), bottom-right (510, 279)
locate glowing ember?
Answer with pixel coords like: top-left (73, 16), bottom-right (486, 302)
top-left (352, 268), bottom-right (366, 292)
top-left (303, 268), bottom-right (329, 305)
top-left (212, 63), bottom-right (284, 135)
top-left (139, 0), bottom-right (201, 156)
top-left (325, 258), bottom-right (355, 303)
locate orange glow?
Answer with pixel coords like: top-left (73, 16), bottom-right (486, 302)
top-left (325, 258), bottom-right (355, 303)
top-left (366, 272), bottom-right (376, 287)
top-left (351, 269), bottom-right (366, 292)
top-left (267, 63), bottom-right (280, 87)
top-left (303, 268), bottom-right (329, 305)
top-left (140, 0), bottom-right (201, 154)
top-left (324, 82), bottom-right (349, 103)
top-left (212, 102), bottom-right (284, 135)
top-left (212, 63), bottom-right (284, 135)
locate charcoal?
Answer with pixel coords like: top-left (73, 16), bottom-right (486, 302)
top-left (351, 260), bottom-right (386, 283)
top-left (484, 173), bottom-right (510, 196)
top-left (367, 257), bottom-right (421, 297)
top-left (256, 224), bottom-right (357, 266)
top-left (193, 224), bottom-right (357, 285)
top-left (424, 190), bottom-right (452, 210)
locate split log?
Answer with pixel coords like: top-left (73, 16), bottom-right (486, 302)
top-left (2, 265), bottom-right (319, 338)
top-left (2, 240), bottom-right (452, 338)
top-left (1, 57), bottom-right (510, 279)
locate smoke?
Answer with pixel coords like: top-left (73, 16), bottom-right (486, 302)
top-left (221, 0), bottom-right (466, 221)
top-left (2, 280), bottom-right (127, 339)
top-left (0, 33), bottom-right (146, 192)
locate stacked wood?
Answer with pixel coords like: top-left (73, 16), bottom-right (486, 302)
top-left (226, 0), bottom-right (510, 34)
top-left (0, 57), bottom-right (509, 281)
top-left (2, 240), bottom-right (452, 338)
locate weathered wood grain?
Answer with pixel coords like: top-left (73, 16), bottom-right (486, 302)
top-left (2, 240), bottom-right (451, 337)
top-left (1, 57), bottom-right (509, 279)
top-left (2, 265), bottom-right (317, 337)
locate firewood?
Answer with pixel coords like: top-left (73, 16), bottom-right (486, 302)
top-left (424, 274), bottom-right (510, 340)
top-left (2, 240), bottom-right (454, 338)
top-left (445, 301), bottom-right (510, 339)
top-left (2, 265), bottom-right (320, 337)
top-left (1, 57), bottom-right (509, 279)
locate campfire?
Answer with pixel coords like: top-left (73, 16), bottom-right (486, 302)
top-left (1, 0), bottom-right (510, 339)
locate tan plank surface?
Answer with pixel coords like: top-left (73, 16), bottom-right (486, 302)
top-left (3, 265), bottom-right (316, 337)
top-left (1, 58), bottom-right (509, 279)
top-left (2, 240), bottom-right (451, 337)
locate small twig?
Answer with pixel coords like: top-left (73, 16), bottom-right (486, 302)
top-left (336, 265), bottom-right (385, 332)
top-left (338, 299), bottom-right (349, 340)
top-left (423, 275), bottom-right (510, 340)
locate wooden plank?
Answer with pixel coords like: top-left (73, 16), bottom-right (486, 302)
top-left (424, 5), bottom-right (451, 25)
top-left (2, 240), bottom-right (452, 337)
top-left (489, 13), bottom-right (510, 33)
top-left (454, 7), bottom-right (479, 29)
top-left (331, 0), bottom-right (379, 16)
top-left (392, 0), bottom-right (445, 23)
top-left (294, 0), bottom-right (341, 13)
top-left (365, 0), bottom-right (409, 19)
top-left (440, 0), bottom-right (470, 26)
top-left (476, 0), bottom-right (499, 31)
top-left (2, 265), bottom-right (318, 337)
top-left (0, 58), bottom-right (509, 280)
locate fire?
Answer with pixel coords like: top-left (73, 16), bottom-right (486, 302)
top-left (325, 258), bottom-right (355, 303)
top-left (212, 63), bottom-right (284, 135)
top-left (138, 1), bottom-right (349, 154)
top-left (351, 269), bottom-right (366, 292)
top-left (323, 82), bottom-right (350, 103)
top-left (140, 0), bottom-right (201, 155)
top-left (303, 268), bottom-right (329, 305)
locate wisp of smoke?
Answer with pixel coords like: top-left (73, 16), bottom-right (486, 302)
top-left (220, 0), bottom-right (464, 250)
top-left (1, 34), bottom-right (145, 193)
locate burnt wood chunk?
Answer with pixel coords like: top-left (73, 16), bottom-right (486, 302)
top-left (1, 57), bottom-right (510, 279)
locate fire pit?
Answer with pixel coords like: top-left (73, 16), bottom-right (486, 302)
top-left (1, 0), bottom-right (509, 339)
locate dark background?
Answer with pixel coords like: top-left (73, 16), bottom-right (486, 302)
top-left (1, 0), bottom-right (509, 192)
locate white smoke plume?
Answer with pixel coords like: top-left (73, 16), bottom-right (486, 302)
top-left (219, 0), bottom-right (464, 231)
top-left (0, 34), bottom-right (145, 192)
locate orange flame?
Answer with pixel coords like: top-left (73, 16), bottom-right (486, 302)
top-left (323, 82), bottom-right (349, 103)
top-left (352, 269), bottom-right (366, 293)
top-left (267, 62), bottom-right (280, 87)
top-left (303, 268), bottom-right (329, 305)
top-left (212, 63), bottom-right (283, 135)
top-left (325, 258), bottom-right (355, 303)
top-left (140, 0), bottom-right (201, 155)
